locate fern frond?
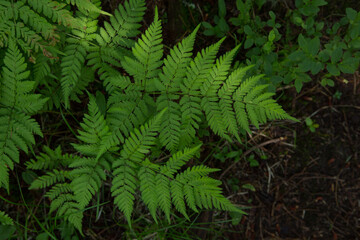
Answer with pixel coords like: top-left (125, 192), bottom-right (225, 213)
top-left (14, 22), bottom-right (46, 54)
top-left (111, 109), bottom-right (165, 223)
top-left (170, 178), bottom-right (188, 219)
top-left (32, 54), bottom-right (51, 86)
top-left (30, 169), bottom-right (71, 189)
top-left (122, 8), bottom-right (163, 88)
top-left (112, 0), bottom-right (146, 45)
top-left (69, 157), bottom-right (108, 208)
top-left (44, 183), bottom-right (72, 200)
top-left (172, 167), bottom-right (242, 214)
top-left (189, 177), bottom-right (241, 212)
top-left (152, 146), bottom-right (202, 220)
top-left (155, 173), bottom-right (172, 222)
top-left (17, 2), bottom-right (58, 40)
top-left (178, 38), bottom-right (224, 148)
top-left (156, 26), bottom-right (199, 152)
top-left (63, 0), bottom-right (110, 16)
top-left (0, 210), bottom-right (14, 225)
top-left (103, 86), bottom-right (153, 158)
top-left (49, 192), bottom-right (83, 232)
top-left (218, 66), bottom-right (253, 140)
top-left (159, 25), bottom-right (199, 89)
top-left (200, 47), bottom-right (240, 139)
top-left (0, 161), bottom-right (9, 193)
top-left (0, 40), bottom-right (45, 191)
top-left (232, 75), bottom-right (296, 132)
top-left (97, 0), bottom-right (145, 47)
top-left (60, 44), bottom-right (87, 108)
top-left (27, 0), bottom-right (80, 28)
top-left (72, 94), bottom-right (109, 157)
top-left (138, 159), bottom-right (159, 222)
top-left (157, 95), bottom-right (181, 152)
top-left (107, 87), bottom-right (151, 134)
top-left (26, 146), bottom-right (74, 170)
top-left (160, 145), bottom-right (201, 177)
top-left (87, 0), bottom-right (145, 87)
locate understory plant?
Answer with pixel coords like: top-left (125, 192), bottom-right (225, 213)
top-left (203, 0), bottom-right (360, 92)
top-left (0, 0), bottom-right (295, 236)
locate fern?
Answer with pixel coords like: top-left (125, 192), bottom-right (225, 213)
top-left (29, 94), bottom-right (113, 232)
top-left (156, 25), bottom-right (199, 152)
top-left (63, 0), bottom-right (110, 16)
top-left (87, 0), bottom-right (146, 85)
top-left (110, 10), bottom-right (295, 152)
top-left (0, 39), bottom-right (46, 192)
top-left (0, 0), bottom-right (73, 52)
top-left (111, 109), bottom-right (166, 223)
top-left (0, 210), bottom-right (14, 225)
top-left (20, 0), bottom-right (296, 233)
top-left (60, 2), bottom-right (100, 108)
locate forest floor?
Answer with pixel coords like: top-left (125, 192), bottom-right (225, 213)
top-left (218, 76), bottom-right (360, 239)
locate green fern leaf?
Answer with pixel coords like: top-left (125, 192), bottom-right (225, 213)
top-left (157, 95), bottom-right (181, 152)
top-left (157, 26), bottom-right (199, 152)
top-left (70, 158), bottom-right (108, 208)
top-left (44, 183), bottom-right (72, 200)
top-left (17, 2), bottom-right (58, 40)
top-left (72, 94), bottom-right (109, 156)
top-left (178, 38), bottom-right (225, 148)
top-left (189, 177), bottom-right (242, 212)
top-left (138, 159), bottom-right (159, 222)
top-left (111, 109), bottom-right (165, 223)
top-left (0, 210), bottom-right (14, 225)
top-left (27, 0), bottom-right (80, 28)
top-left (155, 173), bottom-right (172, 222)
top-left (200, 46), bottom-right (240, 140)
top-left (65, 0), bottom-right (110, 16)
top-left (233, 75), bottom-right (261, 132)
top-left (160, 145), bottom-right (201, 177)
top-left (111, 0), bottom-right (146, 46)
top-left (29, 169), bottom-right (71, 189)
top-left (122, 8), bottom-right (163, 88)
top-left (218, 66), bottom-right (253, 140)
top-left (0, 39), bottom-right (45, 191)
top-left (61, 44), bottom-right (87, 108)
top-left (170, 179), bottom-right (188, 219)
top-left (87, 0), bottom-right (145, 86)
top-left (0, 161), bottom-right (9, 193)
top-left (26, 146), bottom-right (69, 170)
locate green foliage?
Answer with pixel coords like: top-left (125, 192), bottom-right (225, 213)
top-left (202, 0), bottom-right (229, 37)
top-left (0, 0), bottom-right (101, 52)
top-left (203, 0), bottom-right (360, 92)
top-left (115, 11), bottom-right (294, 153)
top-left (0, 0), bottom-right (295, 235)
top-left (0, 39), bottom-right (46, 192)
top-left (0, 211), bottom-right (14, 225)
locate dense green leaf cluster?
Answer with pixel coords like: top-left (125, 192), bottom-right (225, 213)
top-left (203, 0), bottom-right (360, 92)
top-left (0, 0), bottom-right (295, 234)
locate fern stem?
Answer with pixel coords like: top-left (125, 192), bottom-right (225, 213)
top-left (59, 106), bottom-right (78, 137)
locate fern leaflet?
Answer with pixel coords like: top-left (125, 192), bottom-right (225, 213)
top-left (0, 39), bottom-right (46, 192)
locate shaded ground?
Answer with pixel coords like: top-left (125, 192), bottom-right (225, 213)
top-left (218, 76), bottom-right (360, 239)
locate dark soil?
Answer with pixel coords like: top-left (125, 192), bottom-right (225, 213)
top-left (221, 77), bottom-right (360, 239)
